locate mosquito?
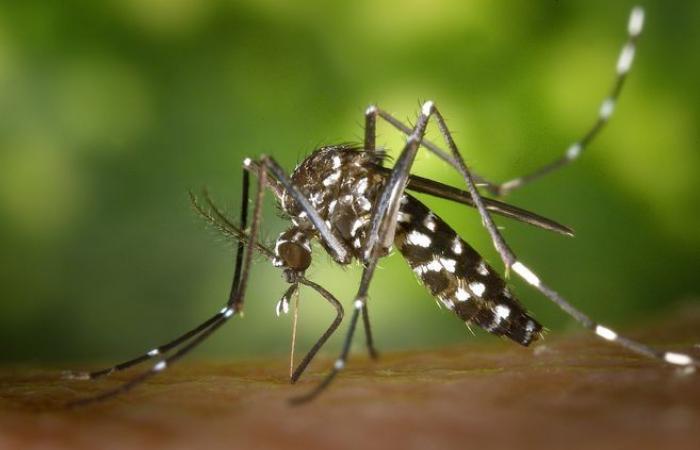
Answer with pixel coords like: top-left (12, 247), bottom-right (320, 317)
top-left (65, 6), bottom-right (697, 406)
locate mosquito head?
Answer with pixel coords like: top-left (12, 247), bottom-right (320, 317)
top-left (274, 228), bottom-right (313, 277)
top-left (277, 240), bottom-right (312, 272)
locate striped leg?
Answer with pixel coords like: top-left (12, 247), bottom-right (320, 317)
top-left (494, 6), bottom-right (645, 196)
top-left (201, 192), bottom-right (348, 383)
top-left (64, 169), bottom-right (253, 382)
top-left (423, 100), bottom-right (699, 371)
top-left (510, 262), bottom-right (697, 369)
top-left (289, 279), bottom-right (345, 383)
top-left (359, 106), bottom-right (389, 361)
top-left (364, 105), bottom-right (377, 154)
top-left (369, 7), bottom-right (646, 198)
top-left (63, 311), bottom-right (229, 381)
top-left (66, 161), bottom-right (268, 407)
top-left (292, 101), bottom-right (436, 404)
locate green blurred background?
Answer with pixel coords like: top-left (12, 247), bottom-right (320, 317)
top-left (1, 0), bottom-right (699, 365)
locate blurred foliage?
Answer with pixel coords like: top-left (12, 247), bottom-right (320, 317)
top-left (0, 0), bottom-right (699, 363)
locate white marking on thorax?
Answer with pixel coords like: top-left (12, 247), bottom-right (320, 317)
top-left (356, 196), bottom-right (372, 212)
top-left (323, 170), bottom-right (341, 186)
top-left (351, 218), bottom-right (366, 237)
top-left (355, 177), bottom-right (368, 195)
top-left (311, 191), bottom-right (324, 207)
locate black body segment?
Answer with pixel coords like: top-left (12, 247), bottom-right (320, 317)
top-left (395, 193), bottom-right (542, 345)
top-left (281, 145), bottom-right (542, 345)
top-left (281, 146), bottom-right (388, 263)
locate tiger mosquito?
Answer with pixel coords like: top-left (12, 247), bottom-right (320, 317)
top-left (65, 6), bottom-right (698, 406)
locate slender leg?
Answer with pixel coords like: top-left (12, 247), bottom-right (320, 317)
top-left (288, 284), bottom-right (300, 380)
top-left (494, 7), bottom-right (645, 196)
top-left (359, 105), bottom-right (382, 361)
top-left (290, 278), bottom-right (345, 383)
top-left (295, 88), bottom-right (697, 404)
top-left (364, 105), bottom-right (377, 154)
top-left (196, 195), bottom-right (348, 383)
top-left (372, 7), bottom-right (646, 197)
top-left (291, 104), bottom-right (434, 404)
top-left (425, 100), bottom-right (698, 370)
top-left (65, 312), bottom-right (225, 380)
top-left (261, 153), bottom-right (383, 372)
top-left (371, 106), bottom-right (489, 186)
top-left (260, 156), bottom-right (351, 264)
top-left (228, 169), bottom-right (249, 305)
top-left (67, 163), bottom-right (267, 406)
top-left (361, 306), bottom-right (379, 360)
top-left (66, 168), bottom-right (254, 381)
top-left (289, 305), bottom-right (361, 405)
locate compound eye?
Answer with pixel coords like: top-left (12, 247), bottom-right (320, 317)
top-left (278, 241), bottom-right (312, 272)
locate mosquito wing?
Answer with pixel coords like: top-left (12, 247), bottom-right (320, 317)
top-left (372, 165), bottom-right (574, 237)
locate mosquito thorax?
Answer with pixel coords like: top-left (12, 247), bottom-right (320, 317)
top-left (279, 145), bottom-right (386, 265)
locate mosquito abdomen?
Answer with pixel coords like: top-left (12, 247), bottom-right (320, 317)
top-left (394, 194), bottom-right (543, 346)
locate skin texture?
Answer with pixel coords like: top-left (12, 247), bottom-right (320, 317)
top-left (1, 307), bottom-right (699, 450)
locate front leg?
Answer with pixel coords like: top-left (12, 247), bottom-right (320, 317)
top-left (287, 278), bottom-right (345, 383)
top-left (291, 101), bottom-right (436, 404)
